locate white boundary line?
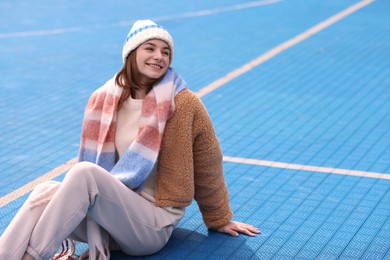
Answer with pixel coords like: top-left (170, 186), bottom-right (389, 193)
top-left (0, 158), bottom-right (77, 207)
top-left (149, 0), bottom-right (281, 23)
top-left (196, 0), bottom-right (375, 97)
top-left (0, 0), bottom-right (280, 39)
top-left (0, 0), bottom-right (379, 208)
top-left (0, 28), bottom-right (82, 39)
top-left (223, 156), bottom-right (390, 180)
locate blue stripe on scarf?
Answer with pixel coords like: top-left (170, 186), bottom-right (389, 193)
top-left (79, 149), bottom-right (117, 172)
top-left (110, 151), bottom-right (155, 190)
top-left (156, 67), bottom-right (186, 94)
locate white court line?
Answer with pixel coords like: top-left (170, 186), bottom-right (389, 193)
top-left (0, 158), bottom-right (77, 207)
top-left (0, 28), bottom-right (82, 39)
top-left (224, 156), bottom-right (390, 180)
top-left (0, 0), bottom-right (280, 39)
top-left (139, 0), bottom-right (281, 24)
top-left (0, 0), bottom-right (377, 208)
top-left (196, 0), bottom-right (375, 97)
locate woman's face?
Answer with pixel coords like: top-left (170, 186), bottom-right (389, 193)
top-left (135, 39), bottom-right (171, 81)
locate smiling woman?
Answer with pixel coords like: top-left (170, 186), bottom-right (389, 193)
top-left (0, 19), bottom-right (259, 260)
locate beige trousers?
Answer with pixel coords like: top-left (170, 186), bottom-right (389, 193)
top-left (0, 162), bottom-right (177, 260)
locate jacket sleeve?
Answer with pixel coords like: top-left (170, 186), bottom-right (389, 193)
top-left (156, 89), bottom-right (233, 229)
top-left (191, 95), bottom-right (233, 229)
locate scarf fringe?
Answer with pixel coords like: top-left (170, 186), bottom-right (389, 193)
top-left (52, 239), bottom-right (76, 260)
top-left (86, 216), bottom-right (110, 260)
top-left (88, 245), bottom-right (110, 260)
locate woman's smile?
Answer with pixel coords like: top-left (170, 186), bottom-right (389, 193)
top-left (146, 62), bottom-right (163, 70)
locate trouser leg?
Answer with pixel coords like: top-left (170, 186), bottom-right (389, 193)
top-left (0, 181), bottom-right (60, 260)
top-left (26, 161), bottom-right (175, 259)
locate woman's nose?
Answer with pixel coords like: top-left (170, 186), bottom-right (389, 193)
top-left (153, 51), bottom-right (162, 60)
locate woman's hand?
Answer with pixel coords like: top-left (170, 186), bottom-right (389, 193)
top-left (217, 221), bottom-right (260, 237)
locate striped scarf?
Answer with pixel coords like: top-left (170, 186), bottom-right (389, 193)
top-left (78, 68), bottom-right (186, 190)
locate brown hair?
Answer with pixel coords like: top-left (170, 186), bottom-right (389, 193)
top-left (115, 47), bottom-right (168, 108)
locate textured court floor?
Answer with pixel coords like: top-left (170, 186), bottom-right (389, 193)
top-left (0, 0), bottom-right (389, 259)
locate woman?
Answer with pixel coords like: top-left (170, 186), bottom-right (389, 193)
top-left (0, 19), bottom-right (260, 260)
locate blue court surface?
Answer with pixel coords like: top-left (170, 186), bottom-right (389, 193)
top-left (1, 0), bottom-right (389, 259)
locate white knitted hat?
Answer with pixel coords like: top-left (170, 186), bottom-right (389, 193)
top-left (122, 19), bottom-right (174, 63)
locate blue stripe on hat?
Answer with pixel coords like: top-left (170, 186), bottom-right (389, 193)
top-left (124, 24), bottom-right (167, 45)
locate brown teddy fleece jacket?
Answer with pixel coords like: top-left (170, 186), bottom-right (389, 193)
top-left (155, 89), bottom-right (233, 229)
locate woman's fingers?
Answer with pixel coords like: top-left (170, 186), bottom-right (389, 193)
top-left (218, 221), bottom-right (261, 237)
